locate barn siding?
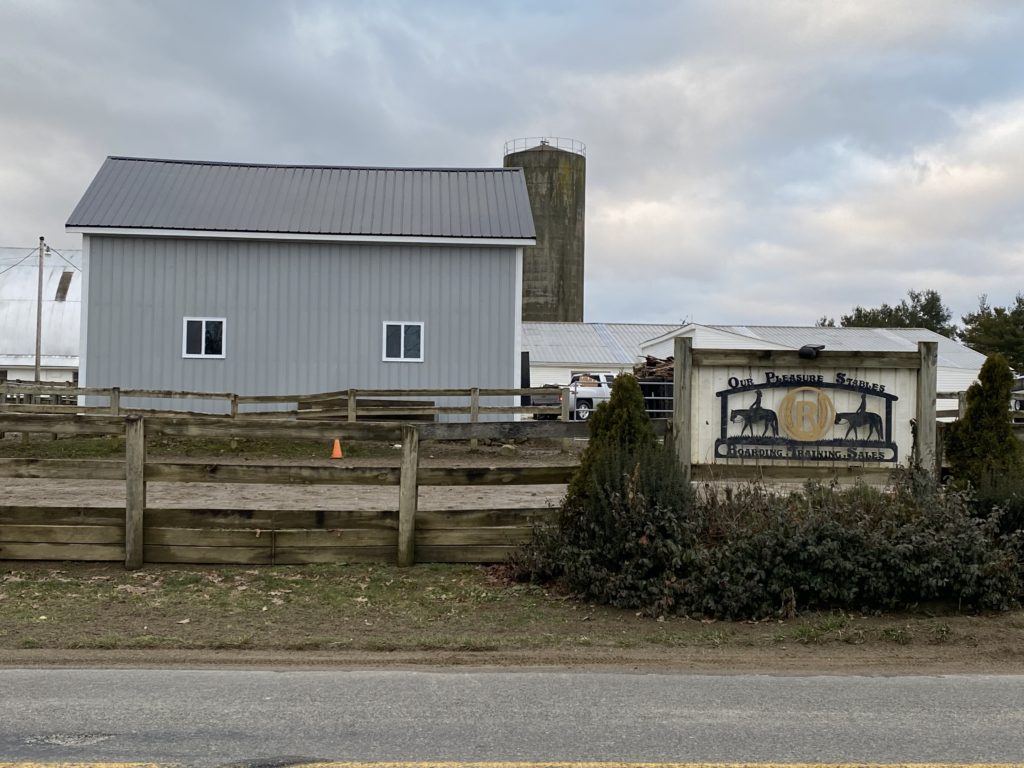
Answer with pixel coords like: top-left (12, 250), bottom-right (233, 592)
top-left (83, 236), bottom-right (518, 412)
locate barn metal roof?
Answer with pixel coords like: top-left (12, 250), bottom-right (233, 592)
top-left (0, 247), bottom-right (81, 367)
top-left (66, 157), bottom-right (536, 240)
top-left (522, 322), bottom-right (679, 366)
top-left (708, 325), bottom-right (987, 371)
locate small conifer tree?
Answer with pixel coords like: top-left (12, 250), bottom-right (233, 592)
top-left (945, 354), bottom-right (1023, 489)
top-left (544, 373), bottom-right (695, 612)
top-left (562, 372), bottom-right (656, 509)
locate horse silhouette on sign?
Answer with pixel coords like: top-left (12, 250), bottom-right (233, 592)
top-left (833, 394), bottom-right (883, 440)
top-left (835, 410), bottom-right (883, 440)
top-left (730, 391), bottom-right (779, 437)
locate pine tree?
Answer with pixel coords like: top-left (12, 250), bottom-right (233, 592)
top-left (945, 354), bottom-right (1023, 488)
top-left (550, 373), bottom-right (695, 611)
top-left (562, 373), bottom-right (656, 509)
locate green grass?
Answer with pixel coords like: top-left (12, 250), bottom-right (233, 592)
top-left (791, 612), bottom-right (851, 644)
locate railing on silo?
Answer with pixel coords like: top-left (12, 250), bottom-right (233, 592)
top-left (503, 137), bottom-right (586, 156)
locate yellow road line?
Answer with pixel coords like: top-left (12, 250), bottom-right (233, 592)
top-left (292, 764), bottom-right (1024, 768)
top-left (293, 764), bottom-right (1024, 768)
top-left (10, 763), bottom-right (1022, 768)
top-left (3, 763), bottom-right (1022, 768)
top-left (290, 764), bottom-right (1024, 768)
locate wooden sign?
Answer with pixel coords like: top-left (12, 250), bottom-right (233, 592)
top-left (713, 371), bottom-right (900, 463)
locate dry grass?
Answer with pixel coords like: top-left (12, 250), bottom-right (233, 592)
top-left (2, 562), bottom-right (1021, 658)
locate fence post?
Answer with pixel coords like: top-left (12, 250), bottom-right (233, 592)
top-left (19, 386), bottom-right (32, 443)
top-left (935, 421), bottom-right (946, 476)
top-left (957, 391), bottom-right (967, 420)
top-left (124, 415), bottom-right (146, 569)
top-left (230, 394), bottom-right (239, 418)
top-left (469, 387), bottom-right (480, 451)
top-left (110, 387), bottom-right (120, 416)
top-left (347, 389), bottom-right (358, 422)
top-left (916, 341), bottom-right (938, 477)
top-left (672, 336), bottom-right (693, 482)
top-left (0, 381), bottom-right (6, 439)
top-left (21, 405), bottom-right (30, 443)
top-left (560, 386), bottom-right (571, 452)
top-left (398, 424), bottom-right (419, 567)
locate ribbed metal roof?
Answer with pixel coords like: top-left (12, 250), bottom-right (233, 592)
top-left (711, 325), bottom-right (987, 370)
top-left (0, 247), bottom-right (81, 367)
top-left (523, 322), bottom-right (679, 366)
top-left (67, 157), bottom-right (536, 240)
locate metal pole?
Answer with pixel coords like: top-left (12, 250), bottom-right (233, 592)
top-left (34, 236), bottom-right (45, 383)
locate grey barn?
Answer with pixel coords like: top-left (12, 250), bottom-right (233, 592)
top-left (66, 157), bottom-right (535, 413)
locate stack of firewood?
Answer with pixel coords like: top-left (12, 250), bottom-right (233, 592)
top-left (633, 355), bottom-right (674, 380)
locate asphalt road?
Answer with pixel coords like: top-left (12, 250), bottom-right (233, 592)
top-left (0, 669), bottom-right (1022, 765)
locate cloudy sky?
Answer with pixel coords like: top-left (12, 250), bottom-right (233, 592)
top-left (1, 0), bottom-right (1022, 326)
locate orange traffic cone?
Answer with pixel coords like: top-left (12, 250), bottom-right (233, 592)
top-left (331, 439), bottom-right (344, 459)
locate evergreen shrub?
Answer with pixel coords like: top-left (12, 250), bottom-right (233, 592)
top-left (511, 374), bottom-right (695, 614)
top-left (511, 370), bottom-right (1022, 618)
top-left (684, 478), bottom-right (1020, 618)
top-left (945, 354), bottom-right (1023, 490)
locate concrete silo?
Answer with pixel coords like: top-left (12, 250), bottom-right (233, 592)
top-left (503, 137), bottom-right (585, 322)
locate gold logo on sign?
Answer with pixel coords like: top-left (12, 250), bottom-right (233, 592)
top-left (779, 387), bottom-right (835, 441)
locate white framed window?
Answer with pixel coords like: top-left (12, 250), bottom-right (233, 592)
top-left (382, 321), bottom-right (424, 362)
top-left (182, 317), bottom-right (226, 359)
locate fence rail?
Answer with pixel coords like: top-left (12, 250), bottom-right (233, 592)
top-left (0, 413), bottom-right (585, 567)
top-left (3, 356), bottom-right (1019, 567)
top-left (936, 389), bottom-right (1024, 421)
top-left (6, 381), bottom-right (1020, 422)
top-left (0, 380), bottom-right (572, 424)
top-left (0, 408), bottom-right (937, 568)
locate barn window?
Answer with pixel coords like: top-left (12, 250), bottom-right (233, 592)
top-left (182, 318), bottom-right (226, 359)
top-left (382, 321), bottom-right (424, 362)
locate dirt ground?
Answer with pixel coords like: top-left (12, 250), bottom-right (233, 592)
top-left (0, 438), bottom-right (576, 510)
top-left (0, 478), bottom-right (568, 511)
top-left (6, 644), bottom-right (1024, 674)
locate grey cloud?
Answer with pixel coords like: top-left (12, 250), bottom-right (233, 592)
top-left (1, 0), bottom-right (1022, 326)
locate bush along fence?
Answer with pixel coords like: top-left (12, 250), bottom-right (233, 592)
top-left (514, 367), bottom-right (1024, 618)
top-left (0, 413), bottom-right (613, 569)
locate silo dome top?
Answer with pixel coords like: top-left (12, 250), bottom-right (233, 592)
top-left (504, 137), bottom-right (586, 157)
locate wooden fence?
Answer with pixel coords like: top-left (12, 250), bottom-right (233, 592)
top-left (0, 412), bottom-right (601, 568)
top-left (936, 390), bottom-right (1024, 421)
top-left (4, 366), bottom-right (1021, 568)
top-left (0, 380), bottom-right (574, 423)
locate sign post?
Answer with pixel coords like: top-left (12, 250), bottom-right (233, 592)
top-left (672, 336), bottom-right (692, 481)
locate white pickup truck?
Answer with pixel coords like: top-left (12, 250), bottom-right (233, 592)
top-left (565, 371), bottom-right (616, 420)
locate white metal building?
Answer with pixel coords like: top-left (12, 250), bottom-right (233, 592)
top-left (641, 324), bottom-right (988, 415)
top-left (522, 321), bottom-right (678, 386)
top-left (522, 321), bottom-right (987, 417)
top-left (0, 246), bottom-right (81, 383)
